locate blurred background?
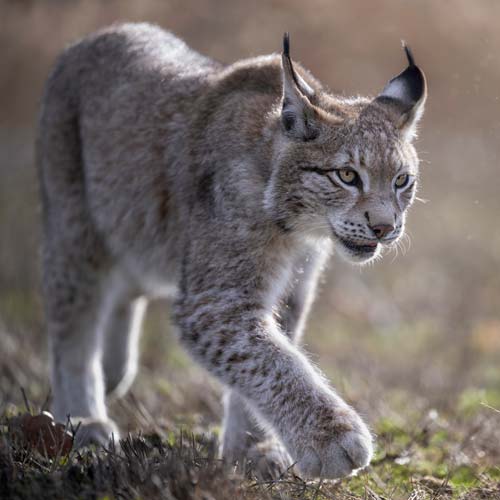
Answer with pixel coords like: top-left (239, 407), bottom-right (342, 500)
top-left (0, 0), bottom-right (499, 466)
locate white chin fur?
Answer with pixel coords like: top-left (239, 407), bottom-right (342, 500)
top-left (334, 241), bottom-right (381, 265)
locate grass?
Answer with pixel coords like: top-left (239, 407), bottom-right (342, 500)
top-left (1, 318), bottom-right (499, 500)
top-left (1, 401), bottom-right (499, 499)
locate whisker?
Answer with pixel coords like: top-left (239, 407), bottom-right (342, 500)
top-left (403, 232), bottom-right (412, 253)
top-left (397, 239), bottom-right (405, 257)
top-left (414, 196), bottom-right (429, 204)
top-left (389, 240), bottom-right (399, 263)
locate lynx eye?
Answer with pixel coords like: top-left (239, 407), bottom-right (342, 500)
top-left (395, 173), bottom-right (410, 189)
top-left (335, 169), bottom-right (359, 186)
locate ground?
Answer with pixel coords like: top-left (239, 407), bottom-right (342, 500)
top-left (1, 300), bottom-right (499, 500)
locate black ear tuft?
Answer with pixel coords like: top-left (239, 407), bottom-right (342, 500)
top-left (402, 41), bottom-right (415, 67)
top-left (283, 32), bottom-right (290, 58)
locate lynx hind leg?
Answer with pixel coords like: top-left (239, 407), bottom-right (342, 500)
top-left (45, 250), bottom-right (120, 447)
top-left (103, 296), bottom-right (147, 399)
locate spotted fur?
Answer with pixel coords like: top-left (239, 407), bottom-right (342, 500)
top-left (37, 23), bottom-right (426, 478)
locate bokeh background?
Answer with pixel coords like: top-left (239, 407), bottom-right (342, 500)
top-left (1, 0), bottom-right (499, 471)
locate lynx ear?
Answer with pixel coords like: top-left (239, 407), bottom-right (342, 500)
top-left (281, 33), bottom-right (318, 141)
top-left (374, 43), bottom-right (427, 140)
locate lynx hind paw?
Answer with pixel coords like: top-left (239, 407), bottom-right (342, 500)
top-left (246, 439), bottom-right (293, 480)
top-left (72, 418), bottom-right (120, 448)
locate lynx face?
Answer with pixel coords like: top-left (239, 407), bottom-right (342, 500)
top-left (326, 128), bottom-right (418, 263)
top-left (266, 38), bottom-right (426, 265)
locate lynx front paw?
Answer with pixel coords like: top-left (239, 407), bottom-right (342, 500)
top-left (72, 418), bottom-right (120, 448)
top-left (294, 407), bottom-right (373, 479)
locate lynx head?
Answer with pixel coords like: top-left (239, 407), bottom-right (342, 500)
top-left (265, 34), bottom-right (427, 264)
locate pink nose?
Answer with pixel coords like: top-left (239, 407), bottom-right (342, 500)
top-left (370, 224), bottom-right (394, 239)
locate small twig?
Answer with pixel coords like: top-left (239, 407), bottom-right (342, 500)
top-left (481, 402), bottom-right (500, 414)
top-left (20, 387), bottom-right (32, 414)
top-left (41, 390), bottom-right (52, 413)
top-left (312, 477), bottom-right (324, 500)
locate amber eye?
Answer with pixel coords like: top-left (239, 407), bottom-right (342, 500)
top-left (395, 173), bottom-right (410, 189)
top-left (336, 169), bottom-right (359, 186)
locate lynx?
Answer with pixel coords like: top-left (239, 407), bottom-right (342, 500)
top-left (37, 23), bottom-right (426, 479)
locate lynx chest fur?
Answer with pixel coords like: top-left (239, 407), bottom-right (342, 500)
top-left (38, 23), bottom-right (426, 479)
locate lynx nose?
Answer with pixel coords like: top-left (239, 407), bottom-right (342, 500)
top-left (370, 224), bottom-right (394, 239)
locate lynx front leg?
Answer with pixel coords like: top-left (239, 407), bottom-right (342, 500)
top-left (175, 250), bottom-right (372, 479)
top-left (220, 389), bottom-right (291, 478)
top-left (221, 249), bottom-right (328, 475)
top-left (221, 390), bottom-right (265, 463)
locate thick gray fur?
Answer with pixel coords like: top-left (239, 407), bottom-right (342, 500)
top-left (37, 23), bottom-right (426, 479)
